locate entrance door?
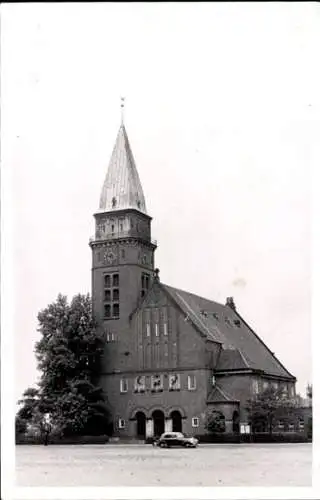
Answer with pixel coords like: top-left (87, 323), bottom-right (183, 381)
top-left (136, 412), bottom-right (146, 438)
top-left (152, 410), bottom-right (165, 438)
top-left (232, 411), bottom-right (240, 433)
top-left (171, 411), bottom-right (182, 432)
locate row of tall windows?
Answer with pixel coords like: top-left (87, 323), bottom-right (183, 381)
top-left (104, 273), bottom-right (120, 319)
top-left (120, 374), bottom-right (197, 394)
top-left (252, 379), bottom-right (294, 396)
top-left (145, 322), bottom-right (168, 337)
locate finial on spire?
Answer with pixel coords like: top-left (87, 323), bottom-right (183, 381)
top-left (120, 96), bottom-right (125, 124)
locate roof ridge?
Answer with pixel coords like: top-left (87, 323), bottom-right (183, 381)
top-left (163, 283), bottom-right (223, 308)
top-left (216, 385), bottom-right (233, 401)
top-left (236, 348), bottom-right (250, 368)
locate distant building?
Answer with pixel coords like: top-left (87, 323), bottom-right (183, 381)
top-left (89, 122), bottom-right (296, 439)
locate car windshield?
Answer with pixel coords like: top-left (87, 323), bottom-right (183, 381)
top-left (162, 432), bottom-right (185, 439)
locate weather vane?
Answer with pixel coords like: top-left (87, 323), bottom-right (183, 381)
top-left (121, 96), bottom-right (125, 124)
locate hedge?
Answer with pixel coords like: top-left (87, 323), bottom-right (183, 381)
top-left (16, 434), bottom-right (110, 445)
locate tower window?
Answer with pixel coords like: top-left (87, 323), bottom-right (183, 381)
top-left (155, 323), bottom-right (159, 336)
top-left (121, 249), bottom-right (125, 259)
top-left (141, 272), bottom-right (150, 297)
top-left (103, 273), bottom-right (120, 319)
top-left (163, 323), bottom-right (168, 336)
top-left (104, 304), bottom-right (111, 318)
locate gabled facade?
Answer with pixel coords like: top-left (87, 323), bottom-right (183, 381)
top-left (90, 121), bottom-right (296, 439)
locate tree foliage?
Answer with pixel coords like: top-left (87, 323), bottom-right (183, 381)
top-left (206, 410), bottom-right (226, 434)
top-left (246, 386), bottom-right (301, 434)
top-left (17, 293), bottom-right (110, 437)
top-left (306, 384), bottom-right (312, 400)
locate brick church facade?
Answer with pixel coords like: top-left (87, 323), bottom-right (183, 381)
top-left (89, 121), bottom-right (296, 439)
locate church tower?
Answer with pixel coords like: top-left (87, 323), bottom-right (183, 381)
top-left (89, 115), bottom-right (157, 374)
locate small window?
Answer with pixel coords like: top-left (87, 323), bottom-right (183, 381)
top-left (134, 375), bottom-right (146, 393)
top-left (120, 223), bottom-right (123, 232)
top-left (146, 275), bottom-right (150, 289)
top-left (155, 323), bottom-right (159, 336)
top-left (212, 313), bottom-right (219, 320)
top-left (169, 373), bottom-right (180, 391)
top-left (113, 289), bottom-right (119, 301)
top-left (188, 375), bottom-right (196, 391)
top-left (299, 419), bottom-right (304, 429)
top-left (113, 303), bottom-right (119, 318)
top-left (278, 420), bottom-right (284, 428)
top-left (120, 379), bottom-right (128, 393)
top-left (211, 375), bottom-right (216, 387)
top-left (263, 381), bottom-right (269, 390)
top-left (121, 249), bottom-right (125, 258)
top-left (104, 275), bottom-right (111, 288)
top-left (234, 319), bottom-right (241, 327)
top-left (104, 290), bottom-right (111, 302)
top-left (113, 274), bottom-right (119, 287)
top-left (151, 374), bottom-right (163, 392)
top-left (252, 380), bottom-right (259, 394)
top-left (163, 323), bottom-right (168, 336)
top-left (118, 418), bottom-right (125, 429)
top-left (192, 417), bottom-right (199, 428)
top-left (104, 304), bottom-right (111, 318)
top-left (111, 225), bottom-right (115, 233)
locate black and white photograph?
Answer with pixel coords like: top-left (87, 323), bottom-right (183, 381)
top-left (1, 2), bottom-right (319, 499)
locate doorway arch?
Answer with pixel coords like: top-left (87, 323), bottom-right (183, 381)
top-left (135, 411), bottom-right (146, 438)
top-left (232, 410), bottom-right (240, 433)
top-left (171, 410), bottom-right (182, 432)
top-left (152, 410), bottom-right (165, 438)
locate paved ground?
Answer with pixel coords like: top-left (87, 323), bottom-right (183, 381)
top-left (16, 443), bottom-right (312, 487)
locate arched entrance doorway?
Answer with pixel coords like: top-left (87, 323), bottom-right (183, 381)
top-left (152, 410), bottom-right (165, 438)
top-left (171, 411), bottom-right (182, 432)
top-left (232, 411), bottom-right (240, 433)
top-left (136, 411), bottom-right (146, 438)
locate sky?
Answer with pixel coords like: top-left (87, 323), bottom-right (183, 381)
top-left (1, 3), bottom-right (319, 406)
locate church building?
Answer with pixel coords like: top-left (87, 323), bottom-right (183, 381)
top-left (89, 119), bottom-right (296, 439)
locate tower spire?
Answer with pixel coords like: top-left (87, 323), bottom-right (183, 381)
top-left (120, 96), bottom-right (125, 125)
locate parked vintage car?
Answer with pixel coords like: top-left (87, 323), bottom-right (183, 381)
top-left (155, 432), bottom-right (199, 448)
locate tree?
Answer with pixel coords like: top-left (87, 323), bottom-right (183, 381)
top-left (17, 293), bottom-right (111, 438)
top-left (245, 386), bottom-right (300, 435)
top-left (306, 384), bottom-right (312, 400)
top-left (206, 410), bottom-right (226, 434)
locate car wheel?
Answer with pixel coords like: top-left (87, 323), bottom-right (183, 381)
top-left (159, 442), bottom-right (166, 448)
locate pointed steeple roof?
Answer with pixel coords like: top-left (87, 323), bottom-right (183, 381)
top-left (99, 124), bottom-right (147, 214)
